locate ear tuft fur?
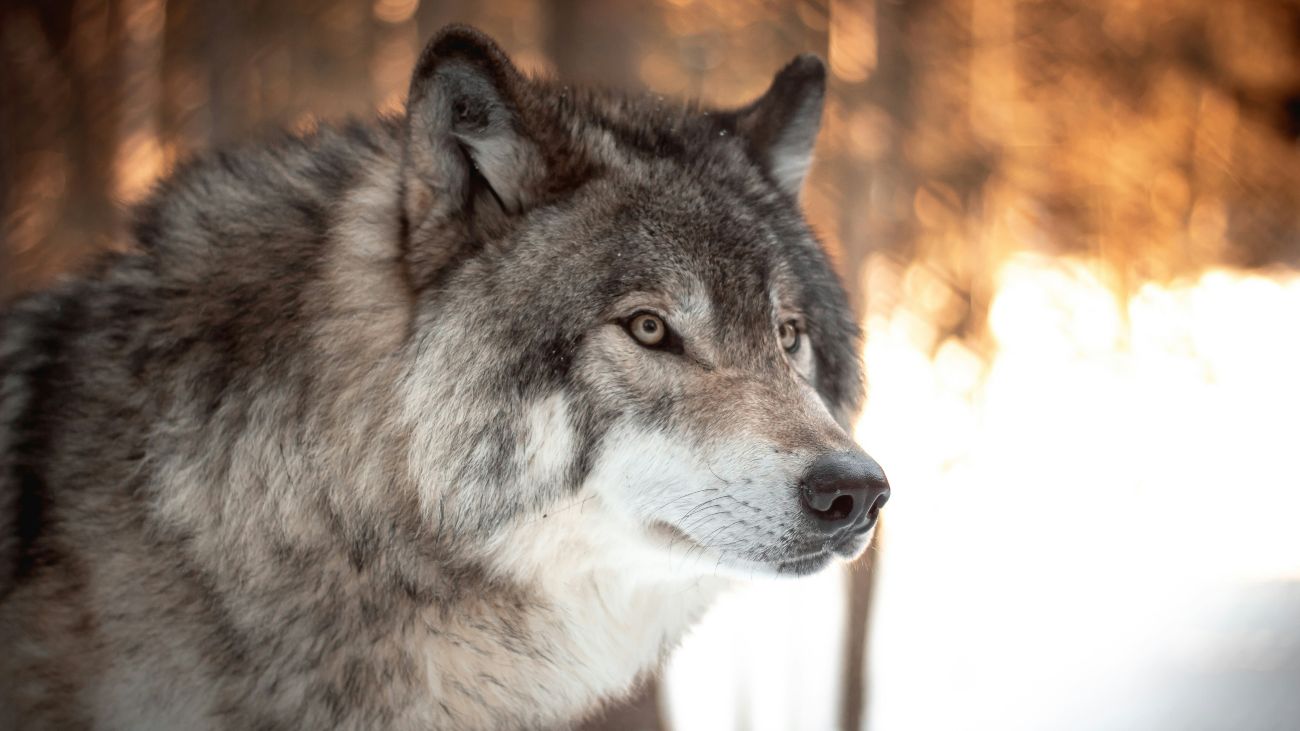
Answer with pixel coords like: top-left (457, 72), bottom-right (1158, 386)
top-left (730, 54), bottom-right (826, 199)
top-left (401, 25), bottom-right (548, 286)
top-left (408, 25), bottom-right (522, 112)
top-left (404, 29), bottom-right (541, 218)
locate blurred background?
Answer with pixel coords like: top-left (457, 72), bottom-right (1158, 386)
top-left (3, 0), bottom-right (1300, 729)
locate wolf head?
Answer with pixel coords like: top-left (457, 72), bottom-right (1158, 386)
top-left (399, 27), bottom-right (888, 580)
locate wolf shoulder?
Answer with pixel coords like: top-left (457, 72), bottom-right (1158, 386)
top-left (0, 121), bottom-right (395, 582)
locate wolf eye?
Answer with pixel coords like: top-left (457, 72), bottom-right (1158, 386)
top-left (779, 320), bottom-right (801, 353)
top-left (628, 313), bottom-right (667, 347)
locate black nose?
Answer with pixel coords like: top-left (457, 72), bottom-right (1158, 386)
top-left (799, 451), bottom-right (890, 533)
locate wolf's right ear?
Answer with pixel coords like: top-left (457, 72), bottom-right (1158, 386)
top-left (401, 26), bottom-right (545, 267)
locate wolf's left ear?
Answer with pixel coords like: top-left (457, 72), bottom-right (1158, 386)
top-left (728, 55), bottom-right (826, 199)
top-left (401, 26), bottom-right (546, 255)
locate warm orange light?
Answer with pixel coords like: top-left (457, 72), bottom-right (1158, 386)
top-left (373, 0), bottom-right (419, 25)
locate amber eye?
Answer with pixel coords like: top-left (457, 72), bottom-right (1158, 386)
top-left (628, 312), bottom-right (667, 347)
top-left (779, 320), bottom-right (801, 353)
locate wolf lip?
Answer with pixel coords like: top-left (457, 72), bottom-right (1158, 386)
top-left (773, 551), bottom-right (834, 575)
top-left (828, 529), bottom-right (872, 557)
top-left (842, 514), bottom-right (879, 537)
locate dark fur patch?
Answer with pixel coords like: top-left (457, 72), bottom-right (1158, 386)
top-left (7, 292), bottom-right (85, 589)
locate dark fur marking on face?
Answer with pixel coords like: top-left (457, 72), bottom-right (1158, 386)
top-left (644, 393), bottom-right (679, 429)
top-left (509, 332), bottom-right (580, 395)
top-left (564, 400), bottom-right (611, 494)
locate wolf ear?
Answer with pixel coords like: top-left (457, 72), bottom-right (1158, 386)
top-left (401, 26), bottom-right (545, 250)
top-left (729, 55), bottom-right (826, 198)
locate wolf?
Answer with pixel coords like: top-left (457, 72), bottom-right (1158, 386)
top-left (0, 24), bottom-right (889, 730)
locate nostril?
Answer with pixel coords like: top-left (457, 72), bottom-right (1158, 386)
top-left (827, 494), bottom-right (855, 521)
top-left (801, 490), bottom-right (856, 523)
top-left (867, 489), bottom-right (890, 518)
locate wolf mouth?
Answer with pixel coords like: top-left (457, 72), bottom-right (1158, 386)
top-left (648, 519), bottom-right (869, 576)
top-left (771, 551), bottom-right (835, 576)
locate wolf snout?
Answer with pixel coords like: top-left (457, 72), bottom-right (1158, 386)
top-left (798, 451), bottom-right (890, 534)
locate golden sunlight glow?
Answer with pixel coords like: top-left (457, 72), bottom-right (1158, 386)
top-left (862, 255), bottom-right (1300, 730)
top-left (828, 0), bottom-right (876, 83)
top-left (373, 0), bottom-right (419, 25)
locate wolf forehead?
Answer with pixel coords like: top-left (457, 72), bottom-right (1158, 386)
top-left (512, 180), bottom-right (824, 313)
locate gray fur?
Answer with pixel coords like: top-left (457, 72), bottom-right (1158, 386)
top-left (0, 25), bottom-right (881, 730)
